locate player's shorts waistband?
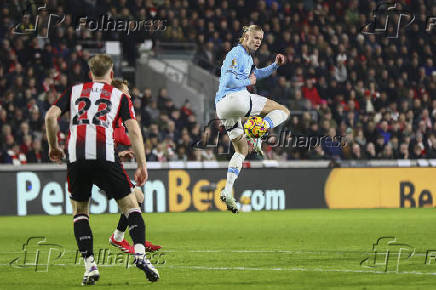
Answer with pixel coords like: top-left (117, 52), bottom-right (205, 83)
top-left (218, 89), bottom-right (249, 101)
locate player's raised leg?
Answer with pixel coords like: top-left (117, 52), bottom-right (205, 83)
top-left (261, 99), bottom-right (290, 129)
top-left (247, 96), bottom-right (290, 156)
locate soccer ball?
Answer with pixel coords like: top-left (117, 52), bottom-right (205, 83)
top-left (243, 116), bottom-right (268, 138)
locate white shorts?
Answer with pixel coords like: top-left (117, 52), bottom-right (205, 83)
top-left (215, 89), bottom-right (267, 140)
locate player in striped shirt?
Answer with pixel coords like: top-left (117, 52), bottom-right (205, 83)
top-left (45, 54), bottom-right (159, 284)
top-left (215, 25), bottom-right (290, 213)
top-left (108, 79), bottom-right (161, 253)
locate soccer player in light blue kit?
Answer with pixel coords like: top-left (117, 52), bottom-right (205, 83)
top-left (216, 25), bottom-right (290, 213)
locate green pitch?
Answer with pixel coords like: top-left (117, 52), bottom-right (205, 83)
top-left (1, 209), bottom-right (436, 289)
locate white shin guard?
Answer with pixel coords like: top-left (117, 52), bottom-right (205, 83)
top-left (265, 109), bottom-right (289, 128)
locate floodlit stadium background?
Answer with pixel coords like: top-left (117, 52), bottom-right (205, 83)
top-left (1, 0), bottom-right (436, 289)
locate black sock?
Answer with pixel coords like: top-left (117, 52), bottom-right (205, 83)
top-left (117, 213), bottom-right (128, 232)
top-left (127, 210), bottom-right (145, 246)
top-left (73, 214), bottom-right (93, 258)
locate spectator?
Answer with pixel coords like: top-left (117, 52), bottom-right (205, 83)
top-left (377, 121), bottom-right (391, 145)
top-left (302, 78), bottom-right (323, 108)
top-left (289, 88), bottom-right (311, 111)
top-left (322, 128), bottom-right (342, 160)
top-left (365, 143), bottom-right (377, 160)
top-left (26, 139), bottom-right (49, 163)
top-left (351, 144), bottom-right (364, 160)
top-left (271, 76), bottom-right (292, 105)
top-left (0, 0), bottom-right (434, 163)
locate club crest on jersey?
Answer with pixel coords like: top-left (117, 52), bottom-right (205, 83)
top-left (231, 59), bottom-right (237, 68)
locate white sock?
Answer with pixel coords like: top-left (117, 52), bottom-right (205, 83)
top-left (134, 244), bottom-right (146, 258)
top-left (264, 110), bottom-right (289, 129)
top-left (224, 152), bottom-right (245, 196)
top-left (84, 255), bottom-right (97, 272)
top-left (113, 229), bottom-right (124, 242)
top-left (224, 172), bottom-right (238, 194)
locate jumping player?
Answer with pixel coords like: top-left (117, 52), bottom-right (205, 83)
top-left (215, 25), bottom-right (290, 213)
top-left (45, 54), bottom-right (159, 284)
top-left (108, 78), bottom-right (161, 253)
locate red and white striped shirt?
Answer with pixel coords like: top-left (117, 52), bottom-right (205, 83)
top-left (54, 82), bottom-right (135, 163)
top-left (114, 118), bottom-right (131, 147)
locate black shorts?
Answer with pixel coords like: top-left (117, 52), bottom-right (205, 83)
top-left (67, 160), bottom-right (133, 202)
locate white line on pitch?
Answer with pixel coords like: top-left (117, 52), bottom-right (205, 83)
top-left (160, 265), bottom-right (436, 276)
top-left (0, 249), bottom-right (431, 256)
top-left (1, 263), bottom-right (436, 276)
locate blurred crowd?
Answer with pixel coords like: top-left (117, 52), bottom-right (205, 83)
top-left (0, 0), bottom-right (435, 164)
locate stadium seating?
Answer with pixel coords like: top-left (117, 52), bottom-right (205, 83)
top-left (0, 0), bottom-right (435, 163)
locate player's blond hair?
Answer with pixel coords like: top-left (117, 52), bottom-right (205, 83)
top-left (239, 25), bottom-right (263, 44)
top-left (88, 54), bottom-right (113, 78)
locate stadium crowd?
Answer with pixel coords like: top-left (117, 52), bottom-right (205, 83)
top-left (0, 0), bottom-right (435, 164)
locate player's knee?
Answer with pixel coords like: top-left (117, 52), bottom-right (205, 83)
top-left (71, 200), bottom-right (89, 216)
top-left (232, 134), bottom-right (244, 143)
top-left (117, 193), bottom-right (139, 214)
top-left (232, 135), bottom-right (248, 156)
top-left (279, 105), bottom-right (290, 118)
top-left (229, 127), bottom-right (244, 141)
top-left (134, 187), bottom-right (145, 204)
top-left (237, 146), bottom-right (248, 156)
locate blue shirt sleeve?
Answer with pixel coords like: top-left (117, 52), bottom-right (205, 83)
top-left (254, 62), bottom-right (279, 79)
top-left (222, 50), bottom-right (251, 89)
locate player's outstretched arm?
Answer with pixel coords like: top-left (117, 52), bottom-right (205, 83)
top-left (253, 53), bottom-right (285, 79)
top-left (45, 105), bottom-right (64, 162)
top-left (125, 119), bottom-right (148, 186)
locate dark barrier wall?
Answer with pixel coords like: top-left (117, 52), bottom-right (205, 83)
top-left (0, 168), bottom-right (330, 216)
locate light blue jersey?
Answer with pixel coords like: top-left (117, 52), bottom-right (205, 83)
top-left (215, 44), bottom-right (279, 104)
